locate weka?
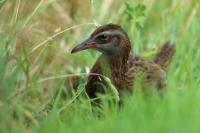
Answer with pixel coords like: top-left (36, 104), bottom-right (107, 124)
top-left (71, 23), bottom-right (175, 101)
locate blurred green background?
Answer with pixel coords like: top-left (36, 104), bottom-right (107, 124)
top-left (0, 0), bottom-right (200, 133)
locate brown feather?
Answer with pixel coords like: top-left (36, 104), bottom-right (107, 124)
top-left (154, 42), bottom-right (176, 70)
top-left (71, 24), bottom-right (175, 101)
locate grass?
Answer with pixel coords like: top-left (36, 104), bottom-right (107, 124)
top-left (0, 0), bottom-right (200, 133)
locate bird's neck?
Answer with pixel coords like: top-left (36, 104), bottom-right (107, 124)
top-left (100, 49), bottom-right (130, 79)
top-left (98, 52), bottom-right (129, 90)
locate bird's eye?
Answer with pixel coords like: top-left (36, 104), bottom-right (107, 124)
top-left (98, 34), bottom-right (109, 41)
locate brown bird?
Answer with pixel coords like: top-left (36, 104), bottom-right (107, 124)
top-left (71, 23), bottom-right (175, 101)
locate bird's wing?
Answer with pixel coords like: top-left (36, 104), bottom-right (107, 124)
top-left (127, 55), bottom-right (166, 89)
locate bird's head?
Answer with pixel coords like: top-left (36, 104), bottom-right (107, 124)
top-left (71, 24), bottom-right (131, 56)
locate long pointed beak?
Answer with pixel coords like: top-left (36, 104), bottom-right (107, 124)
top-left (71, 38), bottom-right (97, 54)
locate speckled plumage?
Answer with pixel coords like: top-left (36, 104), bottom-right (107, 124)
top-left (71, 24), bottom-right (175, 100)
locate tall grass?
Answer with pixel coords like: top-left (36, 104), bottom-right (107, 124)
top-left (0, 0), bottom-right (200, 133)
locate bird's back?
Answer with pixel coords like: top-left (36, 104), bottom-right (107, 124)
top-left (126, 55), bottom-right (166, 90)
top-left (85, 42), bottom-right (175, 95)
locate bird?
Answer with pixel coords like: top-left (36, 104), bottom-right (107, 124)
top-left (71, 23), bottom-right (175, 102)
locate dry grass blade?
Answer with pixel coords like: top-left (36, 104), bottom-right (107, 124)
top-left (37, 73), bottom-right (105, 83)
top-left (186, 7), bottom-right (197, 30)
top-left (10, 0), bottom-right (21, 26)
top-left (37, 72), bottom-right (120, 105)
top-left (23, 0), bottom-right (45, 27)
top-left (30, 22), bottom-right (97, 54)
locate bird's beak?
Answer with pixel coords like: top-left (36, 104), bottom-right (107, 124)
top-left (71, 38), bottom-right (97, 54)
